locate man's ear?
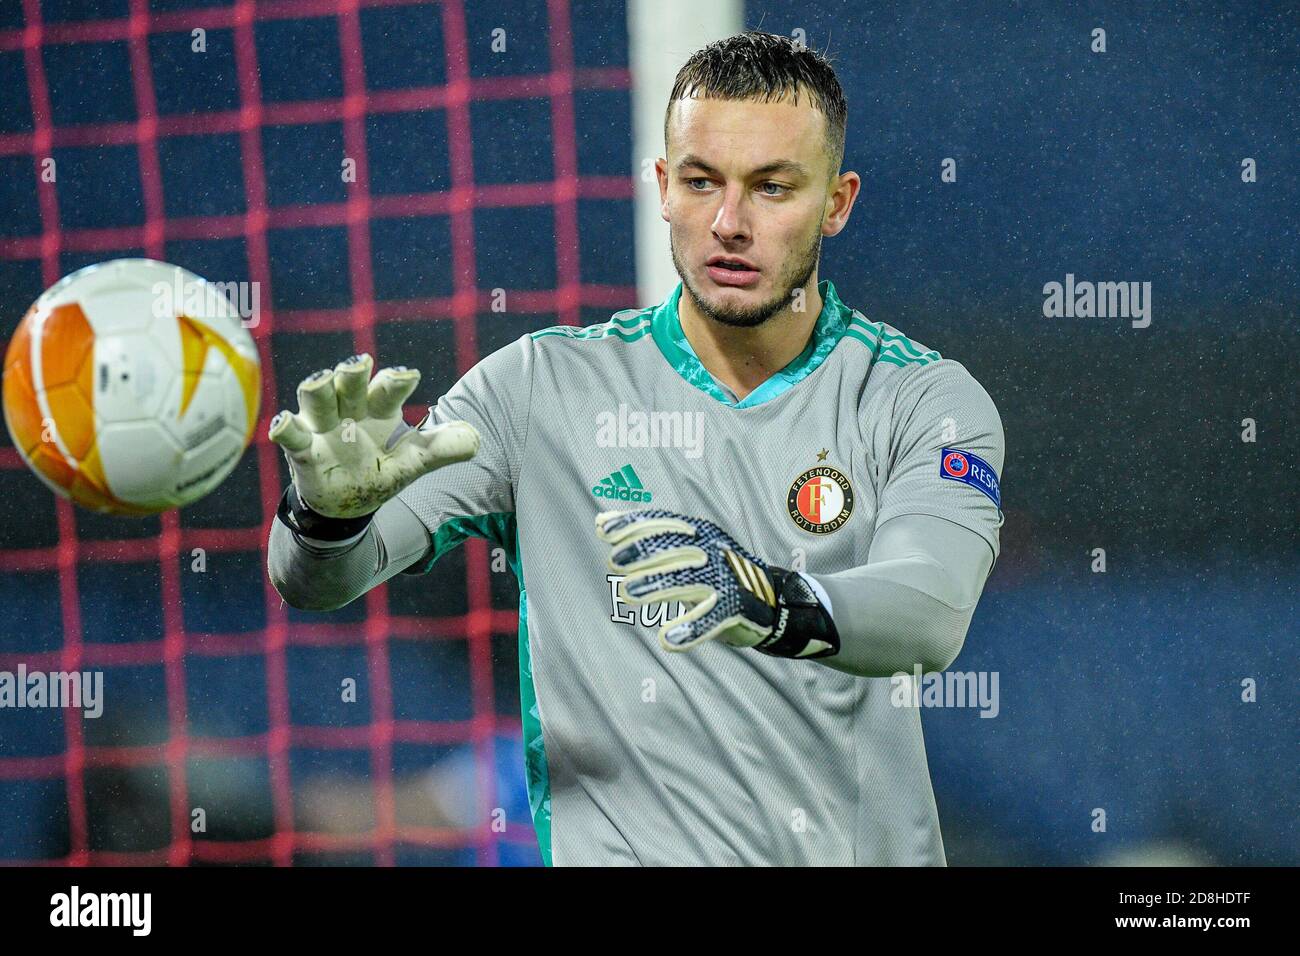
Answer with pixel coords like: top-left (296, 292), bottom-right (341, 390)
top-left (656, 157), bottom-right (671, 222)
top-left (822, 170), bottom-right (861, 237)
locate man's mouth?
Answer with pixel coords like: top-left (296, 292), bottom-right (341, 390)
top-left (705, 257), bottom-right (761, 287)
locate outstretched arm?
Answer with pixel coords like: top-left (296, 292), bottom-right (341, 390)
top-left (267, 492), bottom-right (431, 613)
top-left (267, 335), bottom-right (534, 611)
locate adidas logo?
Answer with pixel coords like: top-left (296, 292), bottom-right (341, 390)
top-left (592, 464), bottom-right (653, 503)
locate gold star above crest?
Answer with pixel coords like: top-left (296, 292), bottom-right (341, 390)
top-left (816, 448), bottom-right (829, 462)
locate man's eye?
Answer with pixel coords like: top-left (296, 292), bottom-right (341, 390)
top-left (759, 182), bottom-right (789, 196)
top-left (685, 178), bottom-right (711, 190)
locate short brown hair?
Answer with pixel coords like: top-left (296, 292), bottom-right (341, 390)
top-left (665, 31), bottom-right (848, 173)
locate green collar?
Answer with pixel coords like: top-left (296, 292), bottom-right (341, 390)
top-left (649, 279), bottom-right (853, 408)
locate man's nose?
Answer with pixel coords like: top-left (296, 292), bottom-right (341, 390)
top-left (711, 187), bottom-right (751, 242)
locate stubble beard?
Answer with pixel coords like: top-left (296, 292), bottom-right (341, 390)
top-left (671, 226), bottom-right (823, 330)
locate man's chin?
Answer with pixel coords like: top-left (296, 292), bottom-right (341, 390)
top-left (695, 288), bottom-right (785, 329)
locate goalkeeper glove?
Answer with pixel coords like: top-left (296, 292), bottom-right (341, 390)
top-left (268, 354), bottom-right (479, 534)
top-left (595, 508), bottom-right (840, 659)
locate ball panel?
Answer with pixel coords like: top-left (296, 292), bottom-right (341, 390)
top-left (24, 441), bottom-right (80, 501)
top-left (232, 345), bottom-right (262, 440)
top-left (66, 259), bottom-right (196, 335)
top-left (44, 381), bottom-right (95, 460)
top-left (36, 302), bottom-right (96, 391)
top-left (176, 314), bottom-right (261, 439)
top-left (2, 319), bottom-right (47, 459)
top-left (70, 439), bottom-right (159, 516)
top-left (97, 419), bottom-right (185, 510)
top-left (174, 426), bottom-right (245, 505)
top-left (92, 332), bottom-right (176, 424)
top-left (159, 368), bottom-right (229, 459)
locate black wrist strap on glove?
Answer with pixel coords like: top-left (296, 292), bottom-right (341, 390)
top-left (276, 484), bottom-right (378, 542)
top-left (752, 566), bottom-right (841, 660)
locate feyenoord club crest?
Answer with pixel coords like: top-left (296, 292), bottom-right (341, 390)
top-left (787, 465), bottom-right (854, 534)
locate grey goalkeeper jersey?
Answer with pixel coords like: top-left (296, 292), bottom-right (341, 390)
top-left (269, 279), bottom-right (1005, 866)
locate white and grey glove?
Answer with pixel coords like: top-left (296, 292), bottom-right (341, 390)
top-left (268, 353), bottom-right (479, 522)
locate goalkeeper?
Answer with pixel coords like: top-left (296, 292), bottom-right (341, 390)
top-left (268, 32), bottom-right (1004, 866)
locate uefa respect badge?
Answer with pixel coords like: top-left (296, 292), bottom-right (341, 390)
top-left (939, 448), bottom-right (1001, 510)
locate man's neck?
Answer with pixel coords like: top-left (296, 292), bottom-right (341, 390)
top-left (678, 280), bottom-right (823, 402)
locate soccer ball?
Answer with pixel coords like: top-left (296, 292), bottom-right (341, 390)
top-left (2, 258), bottom-right (261, 516)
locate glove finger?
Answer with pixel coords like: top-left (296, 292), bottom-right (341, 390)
top-left (297, 367), bottom-right (340, 433)
top-left (593, 509), bottom-right (646, 539)
top-left (333, 353), bottom-right (373, 423)
top-left (657, 596), bottom-right (724, 651)
top-left (267, 409), bottom-right (312, 454)
top-left (619, 564), bottom-right (711, 602)
top-left (665, 611), bottom-right (769, 652)
top-left (608, 523), bottom-right (701, 568)
top-left (595, 510), bottom-right (696, 547)
top-left (610, 541), bottom-right (705, 577)
top-left (366, 365), bottom-right (421, 420)
top-left (412, 420), bottom-right (480, 471)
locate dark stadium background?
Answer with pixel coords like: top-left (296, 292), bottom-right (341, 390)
top-left (1, 0), bottom-right (1296, 865)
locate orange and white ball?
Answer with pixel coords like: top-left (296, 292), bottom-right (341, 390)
top-left (2, 258), bottom-right (261, 515)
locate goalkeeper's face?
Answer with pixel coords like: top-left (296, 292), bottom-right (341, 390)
top-left (660, 94), bottom-right (849, 328)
